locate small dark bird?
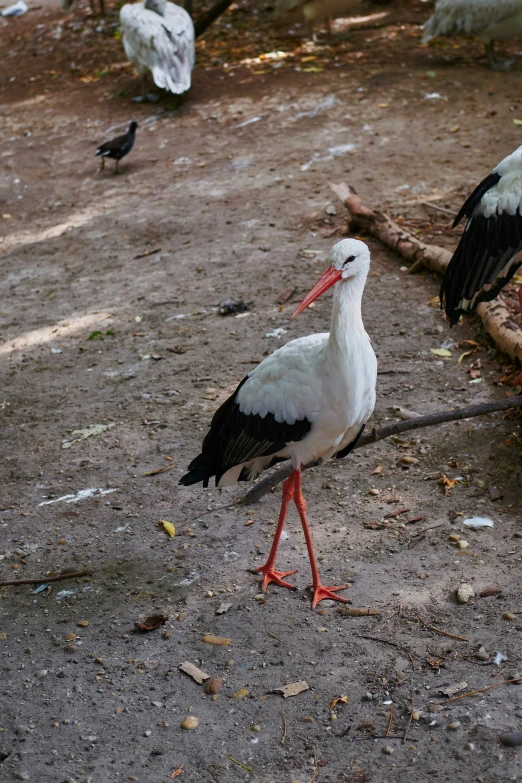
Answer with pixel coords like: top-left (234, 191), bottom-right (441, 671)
top-left (95, 121), bottom-right (138, 173)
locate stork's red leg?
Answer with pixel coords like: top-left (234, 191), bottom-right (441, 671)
top-left (255, 472), bottom-right (297, 592)
top-left (293, 469), bottom-right (350, 609)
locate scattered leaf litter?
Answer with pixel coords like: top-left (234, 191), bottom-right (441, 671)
top-left (61, 422), bottom-right (116, 449)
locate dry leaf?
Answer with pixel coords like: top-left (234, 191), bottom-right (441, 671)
top-left (277, 287), bottom-right (296, 305)
top-left (513, 118), bottom-right (522, 126)
top-left (370, 465), bottom-right (382, 475)
top-left (438, 474), bottom-right (458, 489)
top-left (215, 602), bottom-right (233, 615)
top-left (171, 765), bottom-right (184, 778)
top-left (273, 681), bottom-right (310, 698)
top-left (159, 520), bottom-right (176, 538)
top-left (430, 348), bottom-right (452, 357)
top-left (438, 681), bottom-right (468, 697)
top-left (230, 687), bottom-right (249, 699)
top-left (134, 614), bottom-right (168, 632)
top-left (179, 661), bottom-right (210, 684)
top-left (330, 695), bottom-right (349, 708)
top-left (458, 350), bottom-right (473, 364)
top-left (478, 587), bottom-right (502, 598)
top-left (142, 464), bottom-right (175, 476)
top-left (202, 634), bottom-right (231, 646)
top-left (204, 677), bottom-right (224, 694)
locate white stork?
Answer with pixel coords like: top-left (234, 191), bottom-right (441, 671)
top-left (440, 144), bottom-right (522, 326)
top-left (180, 239), bottom-right (377, 608)
top-left (119, 0), bottom-right (195, 102)
top-left (422, 0), bottom-right (522, 71)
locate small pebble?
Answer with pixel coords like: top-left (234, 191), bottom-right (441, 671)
top-left (180, 716), bottom-right (198, 730)
top-left (500, 731), bottom-right (522, 747)
top-left (144, 730), bottom-right (152, 737)
top-left (34, 670), bottom-right (48, 678)
top-left (412, 711), bottom-right (422, 721)
top-left (475, 646), bottom-right (489, 661)
top-left (428, 705), bottom-right (442, 713)
top-left (456, 540), bottom-right (469, 550)
top-left (64, 633), bottom-right (76, 641)
top-left (503, 612), bottom-right (516, 621)
top-left (362, 692), bottom-right (373, 701)
top-left (250, 724), bottom-right (261, 732)
top-left (456, 583), bottom-right (474, 604)
top-left (464, 743), bottom-right (475, 751)
top-left (382, 745), bottom-right (394, 755)
top-left (448, 721), bottom-right (461, 730)
top-left (368, 488), bottom-right (380, 496)
top-left (77, 620), bottom-right (89, 628)
top-left (508, 672), bottom-right (522, 683)
top-left (448, 534), bottom-right (461, 542)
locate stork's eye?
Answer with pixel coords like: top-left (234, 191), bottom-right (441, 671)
top-left (343, 255), bottom-right (356, 267)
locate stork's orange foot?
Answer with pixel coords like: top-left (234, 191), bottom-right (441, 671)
top-left (256, 565), bottom-right (297, 592)
top-left (309, 583), bottom-right (350, 609)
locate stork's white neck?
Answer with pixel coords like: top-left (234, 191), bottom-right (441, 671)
top-left (327, 276), bottom-right (367, 355)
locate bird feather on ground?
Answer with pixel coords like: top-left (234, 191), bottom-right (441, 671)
top-left (120, 0), bottom-right (195, 101)
top-left (422, 0), bottom-right (522, 71)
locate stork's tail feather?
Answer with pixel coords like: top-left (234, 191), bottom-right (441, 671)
top-left (179, 452), bottom-right (211, 487)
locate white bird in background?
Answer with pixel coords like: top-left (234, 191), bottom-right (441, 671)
top-left (441, 145), bottom-right (522, 325)
top-left (422, 0), bottom-right (522, 71)
top-left (180, 239), bottom-right (377, 609)
top-left (274, 0), bottom-right (361, 40)
top-left (119, 0), bottom-right (195, 102)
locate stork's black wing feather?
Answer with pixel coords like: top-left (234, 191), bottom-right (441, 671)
top-left (179, 376), bottom-right (312, 488)
top-left (441, 172), bottom-right (522, 325)
top-left (335, 423), bottom-right (366, 459)
top-left (452, 172), bottom-right (501, 228)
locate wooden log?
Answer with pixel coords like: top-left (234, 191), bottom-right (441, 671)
top-left (329, 182), bottom-right (522, 364)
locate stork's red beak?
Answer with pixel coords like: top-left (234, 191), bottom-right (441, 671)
top-left (292, 266), bottom-right (342, 317)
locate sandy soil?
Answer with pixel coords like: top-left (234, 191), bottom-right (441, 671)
top-left (1, 1), bottom-right (522, 781)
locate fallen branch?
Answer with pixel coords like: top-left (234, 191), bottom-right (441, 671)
top-left (240, 395), bottom-right (522, 504)
top-left (437, 679), bottom-right (519, 705)
top-left (330, 182), bottom-right (522, 364)
top-left (194, 0), bottom-right (234, 37)
top-left (415, 613), bottom-right (469, 642)
top-left (0, 569), bottom-right (92, 587)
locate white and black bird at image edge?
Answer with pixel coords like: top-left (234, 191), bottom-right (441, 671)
top-left (440, 144), bottom-right (522, 326)
top-left (180, 238), bottom-right (377, 608)
top-left (95, 121), bottom-right (138, 173)
top-left (422, 0), bottom-right (522, 71)
top-left (119, 0), bottom-right (195, 102)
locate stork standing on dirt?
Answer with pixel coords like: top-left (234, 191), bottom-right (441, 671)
top-left (119, 0), bottom-right (195, 102)
top-left (440, 144), bottom-right (522, 325)
top-left (422, 0), bottom-right (522, 71)
top-left (180, 239), bottom-right (377, 608)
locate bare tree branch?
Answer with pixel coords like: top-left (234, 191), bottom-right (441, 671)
top-left (240, 395), bottom-right (522, 505)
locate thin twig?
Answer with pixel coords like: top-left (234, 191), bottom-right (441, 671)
top-left (410, 523), bottom-right (445, 538)
top-left (307, 744), bottom-right (318, 783)
top-left (416, 613), bottom-right (469, 642)
top-left (420, 200), bottom-right (455, 216)
top-left (208, 767), bottom-right (222, 783)
top-left (280, 709), bottom-right (287, 745)
top-left (240, 396), bottom-right (522, 505)
top-left (0, 570), bottom-right (92, 587)
top-left (385, 707), bottom-right (393, 737)
top-left (227, 756), bottom-right (252, 772)
top-left (438, 679), bottom-right (519, 705)
top-left (391, 604), bottom-right (402, 637)
top-left (403, 697), bottom-right (415, 744)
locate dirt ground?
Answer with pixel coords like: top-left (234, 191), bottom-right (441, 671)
top-left (2, 0), bottom-right (522, 781)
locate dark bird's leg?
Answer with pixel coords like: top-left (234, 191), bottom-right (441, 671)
top-left (293, 469), bottom-right (349, 609)
top-left (98, 157), bottom-right (105, 172)
top-left (255, 472), bottom-right (297, 592)
top-left (485, 40), bottom-right (513, 72)
top-left (115, 160), bottom-right (120, 174)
